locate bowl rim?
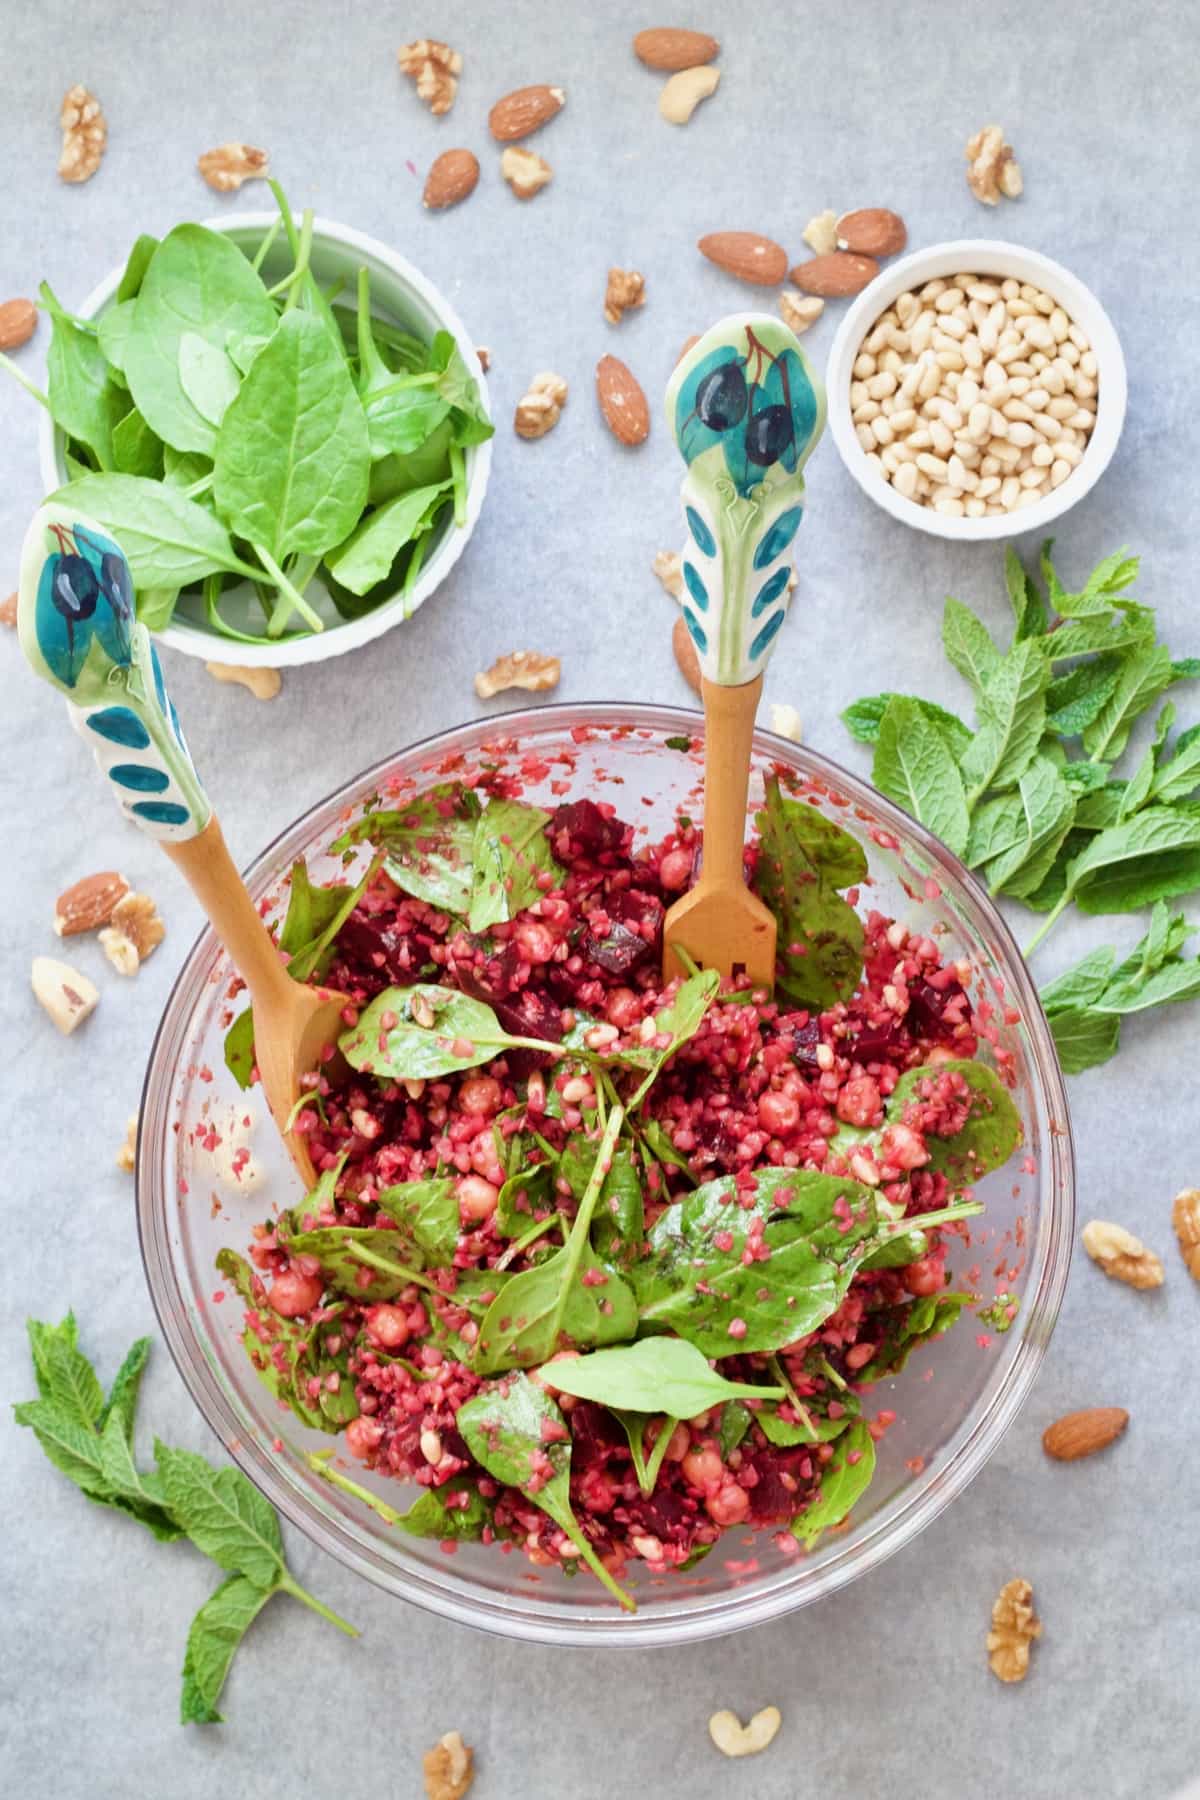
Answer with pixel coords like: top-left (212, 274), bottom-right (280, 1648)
top-left (37, 210), bottom-right (493, 669)
top-left (137, 701), bottom-right (1076, 1646)
top-left (825, 237), bottom-right (1127, 542)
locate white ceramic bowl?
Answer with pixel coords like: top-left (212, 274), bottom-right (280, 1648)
top-left (826, 239), bottom-right (1126, 542)
top-left (39, 213), bottom-right (492, 668)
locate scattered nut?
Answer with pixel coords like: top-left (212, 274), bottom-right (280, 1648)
top-left (423, 148), bottom-right (480, 210)
top-left (596, 354), bottom-right (650, 446)
top-left (0, 298), bottom-right (38, 352)
top-left (778, 292), bottom-right (824, 336)
top-left (769, 702), bottom-right (803, 742)
top-left (54, 870), bottom-right (130, 937)
top-left (837, 207), bottom-right (908, 257)
top-left (32, 956), bottom-right (99, 1035)
top-left (488, 84), bottom-right (565, 142)
top-left (1171, 1188), bottom-right (1200, 1281)
top-left (987, 1577), bottom-right (1041, 1683)
top-left (653, 550), bottom-right (684, 599)
top-left (659, 64), bottom-right (721, 125)
top-left (501, 145), bottom-right (553, 200)
top-left (475, 346), bottom-right (491, 372)
top-left (205, 661), bottom-right (282, 700)
top-left (604, 268), bottom-right (646, 325)
top-left (675, 334), bottom-right (701, 365)
top-left (1081, 1220), bottom-right (1164, 1290)
top-left (802, 210), bottom-right (839, 256)
top-left (422, 1729), bottom-right (474, 1800)
top-left (398, 40), bottom-right (462, 115)
top-left (0, 592), bottom-right (17, 626)
top-left (197, 143), bottom-right (269, 193)
top-left (699, 231), bottom-right (789, 287)
top-left (514, 371), bottom-right (568, 439)
top-left (116, 1113), bottom-right (138, 1173)
top-left (99, 892), bottom-right (164, 977)
top-left (475, 650), bottom-right (561, 700)
top-left (633, 27), bottom-right (720, 69)
top-left (672, 614), bottom-right (701, 694)
top-left (707, 1706), bottom-right (782, 1758)
top-left (790, 252), bottom-right (879, 297)
top-left (58, 84), bottom-right (107, 184)
top-left (1042, 1406), bottom-right (1129, 1461)
top-left (966, 124), bottom-right (1023, 205)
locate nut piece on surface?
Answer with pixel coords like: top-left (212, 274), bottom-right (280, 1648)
top-left (1042, 1406), bottom-right (1129, 1461)
top-left (659, 64), bottom-right (721, 125)
top-left (0, 591), bottom-right (18, 627)
top-left (779, 291), bottom-right (824, 335)
top-left (987, 1578), bottom-right (1041, 1683)
top-left (699, 231), bottom-right (788, 287)
top-left (675, 333), bottom-right (701, 366)
top-left (708, 1706), bottom-right (782, 1758)
top-left (116, 1113), bottom-right (138, 1173)
top-left (422, 1729), bottom-right (474, 1800)
top-left (475, 651), bottom-right (561, 700)
top-left (58, 84), bottom-right (107, 184)
top-left (32, 956), bottom-right (99, 1034)
top-left (54, 870), bottom-right (130, 937)
top-left (488, 84), bottom-right (565, 142)
top-left (790, 252), bottom-right (880, 297)
top-left (633, 27), bottom-right (719, 69)
top-left (653, 550), bottom-right (684, 600)
top-left (0, 298), bottom-right (38, 352)
top-left (514, 371), bottom-right (568, 439)
top-left (769, 701), bottom-right (803, 742)
top-left (197, 143), bottom-right (269, 193)
top-left (596, 354), bottom-right (650, 446)
top-left (501, 145), bottom-right (553, 200)
top-left (966, 124), bottom-right (1023, 205)
top-left (604, 268), bottom-right (646, 325)
top-left (205, 661), bottom-right (282, 700)
top-left (398, 40), bottom-right (462, 115)
top-left (802, 210), bottom-right (839, 256)
top-left (99, 892), bottom-right (165, 977)
top-left (475, 346), bottom-right (491, 372)
top-left (1081, 1219), bottom-right (1165, 1290)
top-left (424, 148), bottom-right (480, 210)
top-left (837, 207), bottom-right (907, 257)
top-left (1172, 1188), bottom-right (1200, 1280)
top-left (673, 614), bottom-right (701, 695)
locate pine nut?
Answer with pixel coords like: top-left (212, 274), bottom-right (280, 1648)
top-left (853, 352), bottom-right (876, 379)
top-left (933, 494), bottom-right (965, 516)
top-left (975, 474), bottom-right (1001, 499)
top-left (1049, 458), bottom-right (1072, 487)
top-left (965, 497), bottom-right (986, 517)
top-left (1031, 442), bottom-right (1054, 467)
top-left (871, 414), bottom-right (894, 445)
top-left (1000, 474), bottom-right (1021, 507)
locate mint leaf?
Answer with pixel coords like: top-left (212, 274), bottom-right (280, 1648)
top-left (181, 1573), bottom-right (276, 1725)
top-left (1066, 808), bottom-right (1200, 914)
top-left (1151, 722), bottom-right (1200, 805)
top-left (873, 697), bottom-right (970, 857)
top-left (1039, 945), bottom-right (1117, 1013)
top-left (966, 792), bottom-right (1026, 867)
top-left (990, 757), bottom-right (1077, 900)
top-left (959, 639), bottom-right (1048, 800)
top-left (1006, 545), bottom-right (1047, 640)
top-left (1044, 610), bottom-right (1155, 661)
top-left (96, 1412), bottom-right (184, 1541)
top-left (155, 1442), bottom-right (285, 1587)
top-left (13, 1398), bottom-right (118, 1498)
top-left (942, 596), bottom-right (1002, 693)
top-left (27, 1318), bottom-right (105, 1429)
top-left (1055, 546), bottom-right (1140, 617)
top-left (1044, 654), bottom-right (1125, 736)
top-left (841, 692), bottom-right (972, 760)
top-left (98, 1336), bottom-right (152, 1440)
top-left (1082, 644), bottom-right (1173, 762)
top-left (1048, 1007), bottom-right (1122, 1073)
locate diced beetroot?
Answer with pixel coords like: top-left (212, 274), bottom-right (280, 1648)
top-left (581, 889), bottom-right (664, 974)
top-left (907, 976), bottom-right (967, 1040)
top-left (742, 1447), bottom-right (817, 1524)
top-left (548, 800), bottom-right (628, 863)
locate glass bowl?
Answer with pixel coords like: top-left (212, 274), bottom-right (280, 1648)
top-left (137, 705), bottom-right (1074, 1647)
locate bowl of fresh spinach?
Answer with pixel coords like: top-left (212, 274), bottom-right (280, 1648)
top-left (26, 183), bottom-right (493, 667)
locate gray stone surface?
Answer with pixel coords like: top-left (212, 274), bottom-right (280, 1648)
top-left (2, 2), bottom-right (1198, 1794)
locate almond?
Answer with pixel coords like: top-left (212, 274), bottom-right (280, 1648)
top-left (633, 27), bottom-right (719, 69)
top-left (676, 333), bottom-right (701, 366)
top-left (790, 251), bottom-right (880, 297)
top-left (423, 148), bottom-right (480, 210)
top-left (836, 207), bottom-right (908, 257)
top-left (0, 297), bottom-right (37, 351)
top-left (596, 355), bottom-right (649, 446)
top-left (1042, 1407), bottom-right (1129, 1462)
top-left (54, 870), bottom-right (130, 937)
top-left (698, 231), bottom-right (788, 287)
top-left (672, 614), bottom-right (701, 694)
top-left (488, 84), bottom-right (565, 142)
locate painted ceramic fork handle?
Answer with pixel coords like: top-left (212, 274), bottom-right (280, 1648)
top-left (699, 675), bottom-right (762, 885)
top-left (163, 817), bottom-right (296, 1013)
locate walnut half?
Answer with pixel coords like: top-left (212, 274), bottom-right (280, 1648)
top-left (514, 371), bottom-right (568, 439)
top-left (604, 268), bottom-right (646, 325)
top-left (198, 142), bottom-right (270, 193)
top-left (987, 1577), bottom-right (1041, 1683)
top-left (99, 892), bottom-right (165, 977)
top-left (965, 124), bottom-right (1023, 205)
top-left (1081, 1219), bottom-right (1165, 1290)
top-left (475, 651), bottom-right (560, 700)
top-left (398, 40), bottom-right (462, 115)
top-left (58, 84), bottom-right (106, 184)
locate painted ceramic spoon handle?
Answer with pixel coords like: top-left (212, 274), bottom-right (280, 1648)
top-left (664, 312), bottom-right (826, 689)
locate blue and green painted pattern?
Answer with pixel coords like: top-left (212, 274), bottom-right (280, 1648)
top-left (18, 504), bottom-right (210, 842)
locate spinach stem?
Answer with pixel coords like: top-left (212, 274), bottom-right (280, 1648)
top-left (269, 178), bottom-right (301, 255)
top-left (402, 533), bottom-right (428, 616)
top-left (277, 1571), bottom-right (359, 1637)
top-left (0, 351), bottom-right (51, 411)
top-left (495, 1213), bottom-right (564, 1272)
top-left (450, 444), bottom-right (467, 527)
top-left (641, 1415), bottom-right (679, 1494)
top-left (768, 1355), bottom-right (819, 1443)
top-left (345, 1243), bottom-right (445, 1299)
top-left (256, 543), bottom-right (325, 636)
top-left (183, 472), bottom-right (213, 501)
top-left (250, 214), bottom-right (283, 273)
top-left (282, 209), bottom-right (315, 313)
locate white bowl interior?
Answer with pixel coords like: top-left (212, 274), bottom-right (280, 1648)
top-left (39, 213), bottom-right (492, 667)
top-left (825, 239), bottom-right (1127, 542)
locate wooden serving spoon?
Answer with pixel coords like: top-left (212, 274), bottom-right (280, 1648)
top-left (661, 313), bottom-right (826, 985)
top-left (18, 502), bottom-right (340, 1189)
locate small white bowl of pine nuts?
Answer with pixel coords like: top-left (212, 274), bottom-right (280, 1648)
top-left (826, 240), bottom-right (1126, 540)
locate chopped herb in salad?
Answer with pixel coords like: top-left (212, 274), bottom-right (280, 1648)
top-left (218, 774), bottom-right (1021, 1608)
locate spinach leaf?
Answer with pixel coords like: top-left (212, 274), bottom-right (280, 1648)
top-left (97, 299), bottom-right (137, 376)
top-left (369, 416), bottom-right (455, 504)
top-left (538, 1337), bottom-right (783, 1416)
top-left (124, 224), bottom-right (277, 453)
top-left (215, 1249), bottom-right (358, 1432)
top-left (338, 795), bottom-right (476, 914)
top-left (754, 774), bottom-right (866, 1007)
top-left (178, 331), bottom-right (241, 429)
top-left (468, 798), bottom-right (560, 933)
top-left (354, 268), bottom-right (452, 458)
top-left (180, 1573), bottom-right (275, 1725)
top-left (856, 1292), bottom-right (970, 1380)
top-left (308, 1451), bottom-right (492, 1539)
top-left (278, 1203), bottom-right (457, 1300)
top-left (959, 639), bottom-right (1048, 800)
top-left (111, 406), bottom-right (165, 478)
top-left (223, 1005), bottom-right (256, 1090)
top-left (474, 1110), bottom-right (637, 1372)
top-left (942, 595), bottom-right (1001, 693)
top-left (376, 1177), bottom-right (460, 1266)
top-left (48, 471), bottom-right (259, 590)
top-left (42, 282), bottom-right (123, 466)
top-left (322, 480), bottom-right (451, 596)
top-left (621, 968), bottom-right (722, 1103)
top-left (116, 233), bottom-right (160, 304)
top-left (841, 692), bottom-right (973, 760)
top-left (886, 1060), bottom-right (1021, 1183)
top-left (588, 1145), bottom-right (645, 1266)
top-left (873, 696), bottom-right (970, 857)
top-left (340, 983), bottom-right (558, 1081)
top-left (789, 1419), bottom-right (876, 1547)
top-left (496, 1162), bottom-right (556, 1238)
top-left (457, 1372), bottom-right (634, 1609)
top-left (718, 1401), bottom-right (753, 1458)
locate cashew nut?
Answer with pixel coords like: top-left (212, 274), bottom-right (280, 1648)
top-left (707, 1705), bottom-right (782, 1758)
top-left (659, 64), bottom-right (720, 125)
top-left (205, 661), bottom-right (282, 700)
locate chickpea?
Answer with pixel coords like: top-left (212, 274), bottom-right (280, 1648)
top-left (706, 1483), bottom-right (751, 1526)
top-left (757, 1090), bottom-right (800, 1135)
top-left (365, 1303), bottom-right (410, 1349)
top-left (605, 986), bottom-right (642, 1030)
top-left (457, 1174), bottom-right (500, 1222)
top-left (879, 1122), bottom-right (930, 1171)
top-left (682, 1446), bottom-right (724, 1490)
top-left (836, 1075), bottom-right (882, 1128)
top-left (658, 847), bottom-right (693, 891)
top-left (345, 1417), bottom-right (384, 1460)
top-left (459, 1075), bottom-right (502, 1116)
top-left (903, 1255), bottom-right (945, 1297)
top-left (514, 919), bottom-right (556, 963)
top-left (268, 1268), bottom-right (324, 1317)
